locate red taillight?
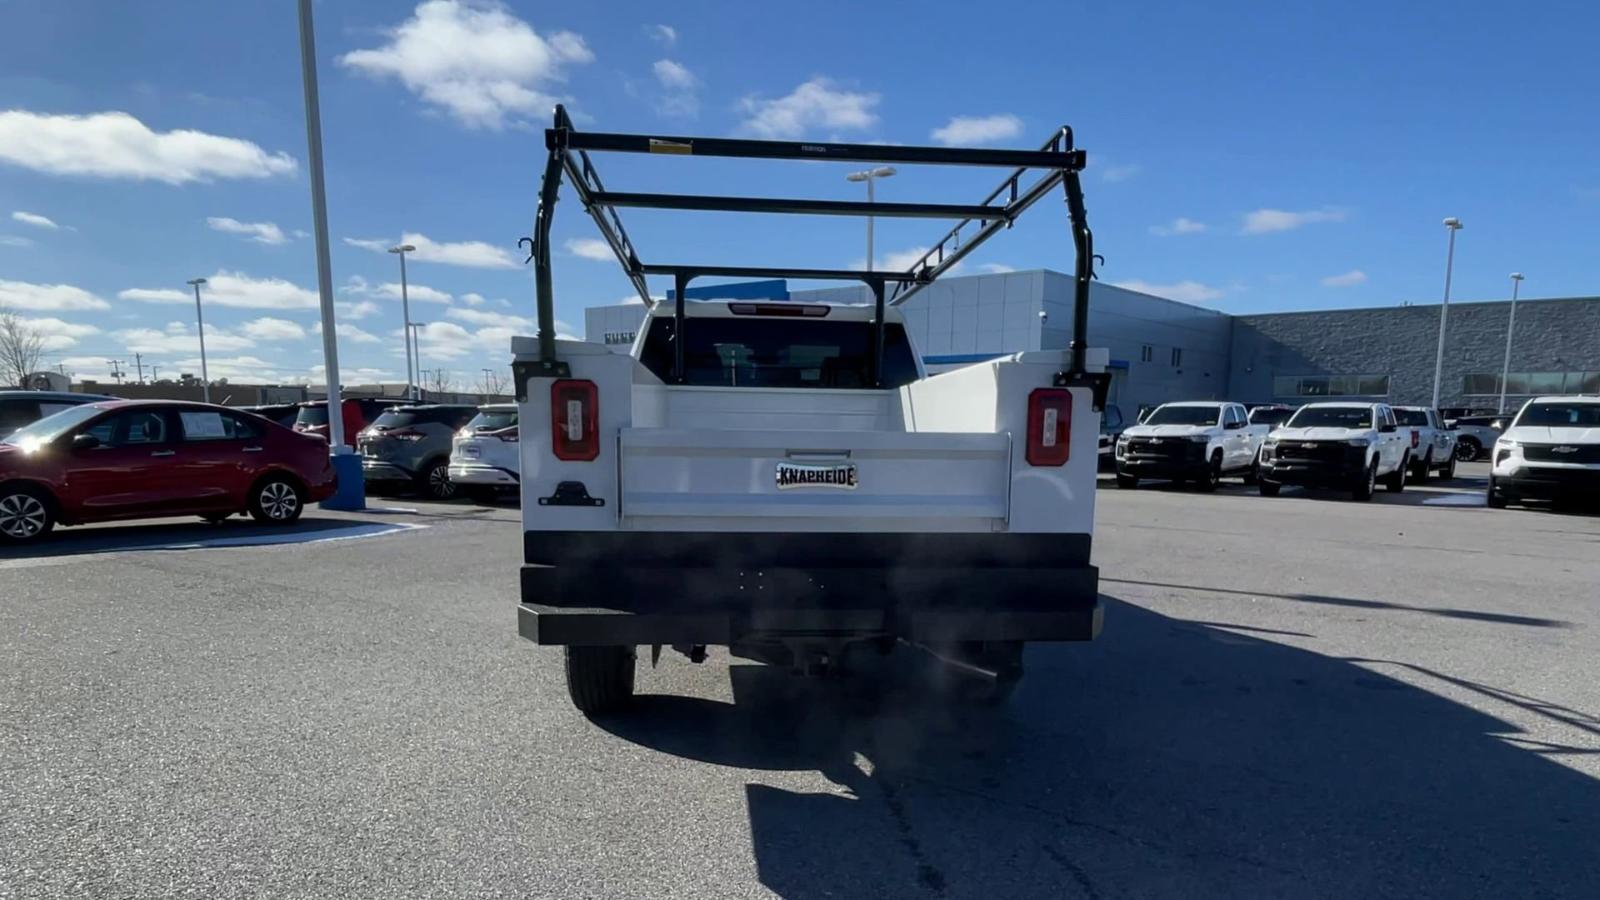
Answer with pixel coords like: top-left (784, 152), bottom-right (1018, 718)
top-left (551, 380), bottom-right (599, 461)
top-left (1411, 429), bottom-right (1420, 449)
top-left (1026, 388), bottom-right (1072, 466)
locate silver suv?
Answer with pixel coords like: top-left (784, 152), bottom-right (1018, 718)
top-left (357, 404), bottom-right (478, 499)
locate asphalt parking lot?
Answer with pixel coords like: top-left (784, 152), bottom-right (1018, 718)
top-left (4, 462), bottom-right (1599, 899)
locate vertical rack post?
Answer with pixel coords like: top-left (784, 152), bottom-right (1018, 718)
top-left (673, 271), bottom-right (691, 384)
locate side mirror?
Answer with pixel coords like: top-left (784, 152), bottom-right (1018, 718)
top-left (1223, 419), bottom-right (1244, 430)
top-left (71, 433), bottom-right (101, 450)
top-left (1378, 423), bottom-right (1397, 433)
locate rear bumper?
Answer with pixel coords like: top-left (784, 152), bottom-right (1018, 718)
top-left (518, 531), bottom-right (1101, 646)
top-left (361, 457), bottom-right (417, 482)
top-left (447, 463), bottom-right (519, 485)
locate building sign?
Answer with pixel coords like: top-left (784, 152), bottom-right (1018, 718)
top-left (603, 331), bottom-right (636, 345)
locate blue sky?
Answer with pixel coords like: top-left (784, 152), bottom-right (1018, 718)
top-left (1, 0), bottom-right (1596, 387)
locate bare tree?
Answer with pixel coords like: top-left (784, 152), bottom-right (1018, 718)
top-left (476, 367), bottom-right (509, 398)
top-left (0, 307), bottom-right (45, 388)
top-left (424, 367), bottom-right (456, 396)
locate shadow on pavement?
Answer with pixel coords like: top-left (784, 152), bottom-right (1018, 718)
top-left (0, 516), bottom-right (412, 560)
top-left (596, 598), bottom-right (1600, 899)
top-left (1102, 576), bottom-right (1573, 629)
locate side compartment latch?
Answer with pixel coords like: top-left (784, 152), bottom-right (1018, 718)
top-left (538, 481), bottom-right (605, 508)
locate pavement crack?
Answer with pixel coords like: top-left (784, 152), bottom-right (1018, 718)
top-left (1041, 844), bottom-right (1103, 900)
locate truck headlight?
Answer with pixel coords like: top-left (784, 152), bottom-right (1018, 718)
top-left (1497, 438), bottom-right (1520, 449)
top-left (1347, 438), bottom-right (1371, 448)
top-left (1189, 434), bottom-right (1211, 443)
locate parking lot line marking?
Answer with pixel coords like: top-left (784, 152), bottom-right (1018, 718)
top-left (1422, 493), bottom-right (1486, 507)
top-left (0, 521), bottom-right (427, 569)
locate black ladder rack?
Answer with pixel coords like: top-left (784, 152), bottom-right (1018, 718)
top-left (529, 104), bottom-right (1097, 388)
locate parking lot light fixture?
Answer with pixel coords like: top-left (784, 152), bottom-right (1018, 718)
top-left (186, 277), bottom-right (211, 403)
top-left (846, 166), bottom-right (896, 271)
top-left (1430, 217), bottom-right (1464, 410)
top-left (1498, 272), bottom-right (1525, 415)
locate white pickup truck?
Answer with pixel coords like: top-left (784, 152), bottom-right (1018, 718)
top-left (1113, 401), bottom-right (1269, 490)
top-left (1391, 406), bottom-right (1458, 481)
top-left (1258, 402), bottom-right (1412, 500)
top-left (513, 108), bottom-right (1109, 713)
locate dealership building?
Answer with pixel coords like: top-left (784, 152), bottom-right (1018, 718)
top-left (584, 269), bottom-right (1600, 417)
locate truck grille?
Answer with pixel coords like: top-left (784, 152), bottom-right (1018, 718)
top-left (1521, 443), bottom-right (1600, 464)
top-left (1276, 441), bottom-right (1351, 464)
top-left (1126, 438), bottom-right (1202, 461)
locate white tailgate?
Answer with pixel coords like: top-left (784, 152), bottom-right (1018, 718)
top-left (619, 428), bottom-right (1011, 522)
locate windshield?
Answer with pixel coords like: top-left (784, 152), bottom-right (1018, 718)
top-left (1249, 407), bottom-right (1292, 426)
top-left (1143, 405), bottom-right (1221, 426)
top-left (0, 404), bottom-right (105, 448)
top-left (1287, 406), bottom-right (1374, 429)
top-left (467, 409), bottom-right (518, 432)
top-left (1515, 403), bottom-right (1600, 428)
top-left (1392, 409), bottom-right (1431, 426)
top-left (295, 405), bottom-right (328, 427)
top-left (638, 316), bottom-right (919, 389)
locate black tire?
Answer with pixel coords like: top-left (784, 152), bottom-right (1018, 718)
top-left (418, 459), bottom-right (457, 500)
top-left (565, 646), bottom-right (636, 714)
top-left (1258, 479), bottom-right (1282, 497)
top-left (0, 484), bottom-right (55, 543)
top-left (1352, 458), bottom-right (1377, 502)
top-left (1486, 476), bottom-right (1508, 509)
top-left (1412, 451), bottom-right (1431, 483)
top-left (1242, 457), bottom-right (1259, 485)
top-left (1115, 472), bottom-right (1139, 489)
top-left (1456, 438), bottom-right (1481, 462)
top-left (1194, 452), bottom-right (1222, 492)
top-left (1385, 454), bottom-right (1408, 493)
top-left (248, 476), bottom-right (305, 525)
top-left (1440, 452), bottom-right (1457, 480)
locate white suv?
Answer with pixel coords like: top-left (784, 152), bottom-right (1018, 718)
top-left (1488, 396), bottom-right (1600, 509)
top-left (1258, 402), bottom-right (1411, 501)
top-left (447, 404), bottom-right (520, 500)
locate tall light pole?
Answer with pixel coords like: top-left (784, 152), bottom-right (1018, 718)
top-left (186, 277), bottom-right (211, 403)
top-left (1498, 272), bottom-right (1525, 414)
top-left (846, 166), bottom-right (896, 271)
top-left (388, 243), bottom-right (417, 400)
top-left (1429, 217), bottom-right (1464, 410)
top-left (407, 322), bottom-right (427, 398)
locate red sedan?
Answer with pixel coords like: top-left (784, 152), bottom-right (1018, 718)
top-left (0, 400), bottom-right (336, 543)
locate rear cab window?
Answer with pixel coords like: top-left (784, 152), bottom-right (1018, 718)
top-left (638, 316), bottom-right (919, 389)
top-left (1393, 409), bottom-right (1430, 426)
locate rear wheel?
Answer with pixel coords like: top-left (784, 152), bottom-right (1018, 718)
top-left (1258, 479), bottom-right (1282, 497)
top-left (419, 460), bottom-right (456, 500)
top-left (1115, 472), bottom-right (1139, 489)
top-left (1243, 457), bottom-right (1260, 485)
top-left (1486, 476), bottom-right (1508, 509)
top-left (1385, 454), bottom-right (1409, 493)
top-left (565, 646), bottom-right (636, 714)
top-left (249, 476), bottom-right (304, 525)
top-left (1412, 451), bottom-right (1431, 483)
top-left (1195, 452), bottom-right (1222, 492)
top-left (0, 485), bottom-right (54, 543)
top-left (1456, 438), bottom-right (1481, 462)
top-left (1440, 452), bottom-right (1457, 480)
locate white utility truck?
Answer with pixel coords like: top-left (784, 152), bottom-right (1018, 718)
top-left (512, 107), bottom-right (1110, 713)
top-left (1113, 401), bottom-right (1270, 490)
top-left (1258, 402), bottom-right (1412, 501)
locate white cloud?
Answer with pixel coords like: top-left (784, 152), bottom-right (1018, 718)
top-left (18, 316), bottom-right (100, 351)
top-left (121, 271), bottom-right (319, 310)
top-left (0, 110), bottom-right (296, 184)
top-left (565, 237), bottom-right (612, 261)
top-left (1150, 217), bottom-right (1207, 237)
top-left (1112, 279), bottom-right (1224, 304)
top-left (207, 216), bottom-right (288, 245)
top-left (446, 307), bottom-right (533, 329)
top-left (1100, 163), bottom-right (1141, 183)
top-left (853, 247), bottom-right (955, 273)
top-left (240, 317), bottom-right (307, 341)
top-left (1321, 269), bottom-right (1368, 287)
top-left (336, 299), bottom-right (381, 320)
top-left (649, 24), bottom-right (677, 45)
top-left (11, 210), bottom-right (62, 230)
top-left (382, 282), bottom-right (453, 304)
top-left (1242, 207), bottom-right (1348, 235)
top-left (314, 321), bottom-right (382, 344)
top-left (345, 232), bottom-right (517, 269)
top-left (0, 235), bottom-right (33, 247)
top-left (653, 59), bottom-right (696, 90)
top-left (737, 78), bottom-right (879, 139)
top-left (115, 323), bottom-right (255, 354)
top-left (0, 279), bottom-right (111, 311)
top-left (338, 0), bottom-right (593, 130)
top-left (930, 114), bottom-right (1022, 146)
top-left (59, 355), bottom-right (114, 372)
top-left (977, 263), bottom-right (1016, 274)
top-left (460, 292), bottom-right (486, 306)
